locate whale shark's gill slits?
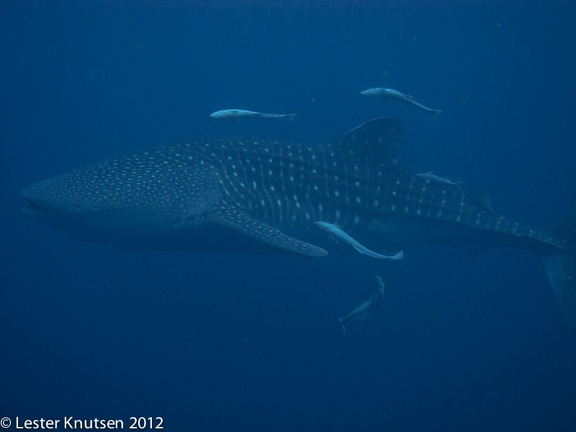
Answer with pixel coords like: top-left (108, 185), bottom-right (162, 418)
top-left (191, 137), bottom-right (335, 227)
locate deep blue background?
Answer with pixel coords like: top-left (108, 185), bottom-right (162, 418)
top-left (1, 1), bottom-right (576, 431)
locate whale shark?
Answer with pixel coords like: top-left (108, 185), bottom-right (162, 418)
top-left (21, 117), bottom-right (576, 325)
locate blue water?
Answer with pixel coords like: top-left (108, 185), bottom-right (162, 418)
top-left (1, 1), bottom-right (575, 431)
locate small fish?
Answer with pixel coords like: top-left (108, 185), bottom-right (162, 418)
top-left (415, 172), bottom-right (462, 187)
top-left (314, 221), bottom-right (403, 260)
top-left (360, 87), bottom-right (442, 118)
top-left (210, 109), bottom-right (297, 122)
top-left (340, 276), bottom-right (386, 335)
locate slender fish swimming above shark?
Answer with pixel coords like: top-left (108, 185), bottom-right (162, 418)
top-left (415, 172), bottom-right (463, 187)
top-left (21, 117), bottom-right (576, 325)
top-left (361, 87), bottom-right (442, 118)
top-left (210, 109), bottom-right (297, 122)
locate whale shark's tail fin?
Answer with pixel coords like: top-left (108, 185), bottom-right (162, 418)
top-left (543, 216), bottom-right (576, 326)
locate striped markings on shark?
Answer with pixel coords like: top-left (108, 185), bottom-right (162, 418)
top-left (21, 117), bottom-right (576, 326)
top-left (340, 276), bottom-right (386, 335)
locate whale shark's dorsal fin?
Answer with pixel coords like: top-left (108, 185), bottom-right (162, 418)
top-left (466, 189), bottom-right (494, 213)
top-left (210, 204), bottom-right (328, 257)
top-left (335, 117), bottom-right (405, 168)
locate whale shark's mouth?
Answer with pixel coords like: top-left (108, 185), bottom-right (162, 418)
top-left (23, 200), bottom-right (54, 216)
top-left (21, 187), bottom-right (62, 217)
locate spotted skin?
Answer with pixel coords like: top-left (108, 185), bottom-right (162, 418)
top-left (21, 117), bottom-right (576, 324)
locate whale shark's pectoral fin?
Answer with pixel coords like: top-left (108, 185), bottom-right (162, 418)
top-left (211, 205), bottom-right (328, 257)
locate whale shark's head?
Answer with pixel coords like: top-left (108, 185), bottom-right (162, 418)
top-left (22, 148), bottom-right (220, 247)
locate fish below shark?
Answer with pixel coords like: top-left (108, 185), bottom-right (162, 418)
top-left (340, 275), bottom-right (386, 335)
top-left (21, 117), bottom-right (576, 325)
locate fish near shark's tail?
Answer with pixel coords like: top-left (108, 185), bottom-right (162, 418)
top-left (543, 216), bottom-right (576, 326)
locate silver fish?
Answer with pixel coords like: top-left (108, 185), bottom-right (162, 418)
top-left (361, 87), bottom-right (442, 118)
top-left (210, 109), bottom-right (296, 122)
top-left (314, 221), bottom-right (403, 259)
top-left (340, 276), bottom-right (386, 335)
top-left (415, 172), bottom-right (463, 187)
